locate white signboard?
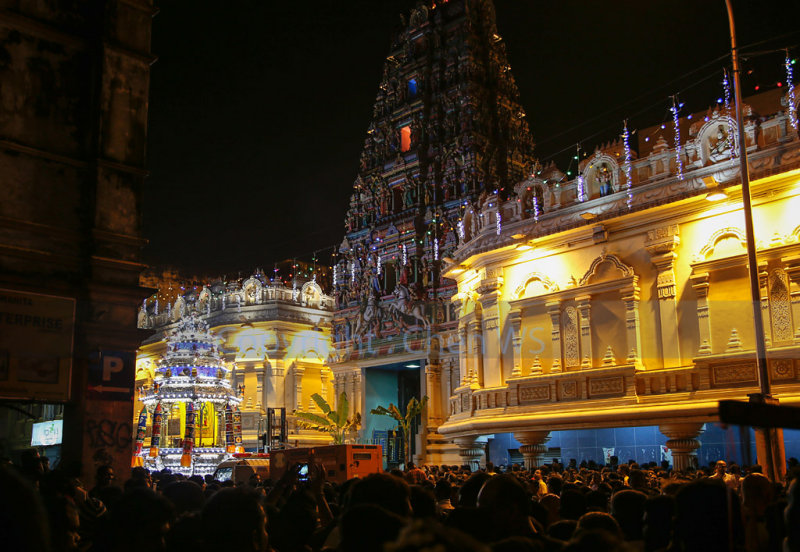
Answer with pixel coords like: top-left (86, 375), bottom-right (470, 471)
top-left (31, 419), bottom-right (63, 446)
top-left (0, 289), bottom-right (75, 401)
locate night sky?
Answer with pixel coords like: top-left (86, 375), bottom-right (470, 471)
top-left (143, 0), bottom-right (798, 277)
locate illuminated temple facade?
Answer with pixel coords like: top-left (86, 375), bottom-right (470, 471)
top-left (327, 0), bottom-right (800, 470)
top-left (133, 0), bottom-right (800, 471)
top-left (135, 272), bottom-right (336, 451)
top-left (438, 91), bottom-right (800, 471)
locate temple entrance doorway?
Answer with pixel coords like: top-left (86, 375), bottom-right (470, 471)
top-left (363, 361), bottom-right (423, 469)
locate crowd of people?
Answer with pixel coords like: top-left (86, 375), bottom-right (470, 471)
top-left (2, 449), bottom-right (800, 552)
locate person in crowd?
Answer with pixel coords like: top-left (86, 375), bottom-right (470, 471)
top-left (434, 478), bottom-right (455, 514)
top-left (7, 449), bottom-right (800, 552)
top-left (404, 461), bottom-right (428, 485)
top-left (203, 487), bottom-right (268, 552)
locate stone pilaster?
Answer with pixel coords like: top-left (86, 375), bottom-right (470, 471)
top-left (477, 274), bottom-right (504, 388)
top-left (272, 359), bottom-right (286, 411)
top-left (458, 325), bottom-right (470, 386)
top-left (320, 367), bottom-right (330, 403)
top-left (468, 319), bottom-right (483, 388)
top-left (293, 364), bottom-right (305, 412)
top-left (690, 272), bottom-right (712, 355)
top-left (576, 295), bottom-right (593, 369)
top-left (454, 435), bottom-right (486, 471)
top-left (759, 262), bottom-right (772, 346)
top-left (646, 225), bottom-right (682, 368)
top-left (621, 284), bottom-right (643, 368)
top-left (352, 369), bottom-right (363, 416)
top-left (508, 309), bottom-right (523, 378)
top-left (660, 422), bottom-right (704, 472)
top-left (425, 363), bottom-right (443, 428)
top-left (443, 358), bottom-right (453, 400)
top-left (546, 300), bottom-right (562, 373)
top-left (514, 430), bottom-right (551, 470)
top-left (333, 373), bottom-right (343, 401)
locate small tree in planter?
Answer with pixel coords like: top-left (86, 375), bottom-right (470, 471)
top-left (371, 396), bottom-right (428, 467)
top-left (293, 392), bottom-right (361, 445)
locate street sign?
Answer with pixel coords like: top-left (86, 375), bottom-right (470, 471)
top-left (88, 351), bottom-right (135, 400)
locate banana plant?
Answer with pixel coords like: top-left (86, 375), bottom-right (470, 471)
top-left (293, 392), bottom-right (361, 445)
top-left (371, 396), bottom-right (428, 467)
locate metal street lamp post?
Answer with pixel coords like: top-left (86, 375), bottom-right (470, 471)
top-left (724, 0), bottom-right (784, 481)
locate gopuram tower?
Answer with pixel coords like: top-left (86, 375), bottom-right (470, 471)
top-left (331, 0), bottom-right (535, 466)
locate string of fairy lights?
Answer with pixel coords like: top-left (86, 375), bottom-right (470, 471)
top-left (788, 50), bottom-right (798, 131)
top-left (622, 120), bottom-right (633, 210)
top-left (541, 44), bottom-right (797, 179)
top-left (145, 43), bottom-right (797, 307)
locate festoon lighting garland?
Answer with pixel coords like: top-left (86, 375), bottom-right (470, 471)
top-left (622, 120), bottom-right (633, 209)
top-left (670, 96), bottom-right (684, 181)
top-left (575, 144), bottom-right (586, 202)
top-left (787, 51), bottom-right (798, 133)
top-left (722, 69), bottom-right (737, 160)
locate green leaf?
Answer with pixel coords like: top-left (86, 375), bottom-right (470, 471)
top-left (294, 411), bottom-right (331, 427)
top-left (311, 393), bottom-right (331, 414)
top-left (388, 404), bottom-right (403, 421)
top-left (336, 392), bottom-right (349, 429)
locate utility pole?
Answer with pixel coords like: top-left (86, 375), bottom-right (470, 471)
top-left (724, 0), bottom-right (784, 481)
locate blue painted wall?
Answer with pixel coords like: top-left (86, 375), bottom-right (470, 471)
top-left (487, 424), bottom-right (800, 469)
top-left (363, 369), bottom-right (399, 442)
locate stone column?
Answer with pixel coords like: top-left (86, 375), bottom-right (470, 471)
top-left (660, 422), bottom-right (704, 472)
top-left (272, 359), bottom-right (287, 410)
top-left (443, 358), bottom-right (453, 401)
top-left (546, 300), bottom-right (563, 373)
top-left (320, 368), bottom-right (330, 403)
top-left (477, 274), bottom-right (504, 388)
top-left (454, 435), bottom-right (486, 472)
top-left (293, 364), bottom-right (305, 412)
top-left (759, 263), bottom-right (772, 346)
top-left (646, 225), bottom-right (682, 368)
top-left (508, 308), bottom-right (523, 378)
top-left (621, 284), bottom-right (643, 368)
top-left (515, 430), bottom-right (551, 470)
top-left (576, 295), bottom-right (593, 369)
top-left (468, 319), bottom-right (483, 387)
top-left (333, 373), bottom-right (343, 401)
top-left (256, 365), bottom-right (265, 410)
top-left (352, 369), bottom-right (363, 417)
top-left (458, 325), bottom-right (470, 386)
top-left (425, 363), bottom-right (443, 428)
top-left (690, 272), bottom-right (713, 355)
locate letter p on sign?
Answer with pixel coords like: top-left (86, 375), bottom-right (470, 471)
top-left (103, 356), bottom-right (124, 382)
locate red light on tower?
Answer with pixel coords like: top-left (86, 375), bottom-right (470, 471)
top-left (400, 126), bottom-right (411, 152)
